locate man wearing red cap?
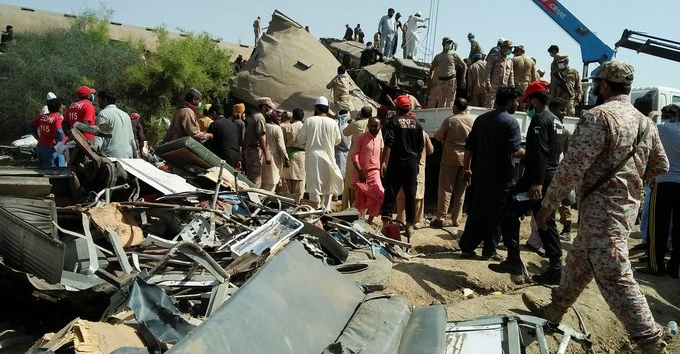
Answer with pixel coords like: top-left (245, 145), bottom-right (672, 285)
top-left (65, 85), bottom-right (97, 142)
top-left (489, 81), bottom-right (563, 284)
top-left (381, 94), bottom-right (424, 234)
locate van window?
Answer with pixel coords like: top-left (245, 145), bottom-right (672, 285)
top-left (673, 95), bottom-right (680, 106)
top-left (630, 88), bottom-right (658, 110)
top-left (660, 93), bottom-right (668, 108)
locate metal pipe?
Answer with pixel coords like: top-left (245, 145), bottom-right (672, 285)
top-left (211, 160), bottom-right (226, 211)
top-left (92, 183), bottom-right (130, 205)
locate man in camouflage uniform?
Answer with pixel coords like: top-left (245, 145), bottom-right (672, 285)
top-left (512, 45), bottom-right (538, 109)
top-left (524, 61), bottom-right (670, 354)
top-left (428, 36), bottom-right (466, 108)
top-left (484, 39), bottom-right (514, 108)
top-left (467, 33), bottom-right (483, 60)
top-left (550, 54), bottom-right (582, 116)
top-left (466, 54), bottom-right (487, 107)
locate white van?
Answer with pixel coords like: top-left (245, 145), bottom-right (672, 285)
top-left (630, 86), bottom-right (680, 114)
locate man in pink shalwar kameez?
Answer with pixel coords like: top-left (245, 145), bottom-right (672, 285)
top-left (352, 117), bottom-right (384, 223)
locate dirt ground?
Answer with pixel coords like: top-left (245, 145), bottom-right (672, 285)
top-left (382, 213), bottom-right (680, 353)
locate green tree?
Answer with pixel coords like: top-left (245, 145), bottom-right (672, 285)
top-left (123, 29), bottom-right (234, 146)
top-left (0, 9), bottom-right (143, 143)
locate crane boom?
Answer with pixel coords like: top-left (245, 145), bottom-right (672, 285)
top-left (531, 0), bottom-right (614, 66)
top-left (616, 29), bottom-right (680, 63)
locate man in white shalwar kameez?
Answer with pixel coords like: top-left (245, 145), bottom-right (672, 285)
top-left (404, 11), bottom-right (428, 59)
top-left (297, 97), bottom-right (344, 209)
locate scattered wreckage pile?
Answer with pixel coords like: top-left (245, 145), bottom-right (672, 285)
top-left (0, 125), bottom-right (594, 353)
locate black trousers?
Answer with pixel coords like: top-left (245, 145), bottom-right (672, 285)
top-left (382, 158), bottom-right (418, 223)
top-left (459, 189), bottom-right (508, 257)
top-left (501, 189), bottom-right (561, 264)
top-left (648, 182), bottom-right (680, 271)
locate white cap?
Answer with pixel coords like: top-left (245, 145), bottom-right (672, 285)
top-left (415, 11), bottom-right (422, 17)
top-left (315, 96), bottom-right (329, 106)
top-left (46, 92), bottom-right (57, 100)
top-left (498, 37), bottom-right (505, 43)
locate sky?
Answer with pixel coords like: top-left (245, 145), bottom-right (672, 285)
top-left (3, 0), bottom-right (680, 88)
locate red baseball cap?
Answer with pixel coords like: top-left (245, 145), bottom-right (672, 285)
top-left (394, 95), bottom-right (412, 110)
top-left (519, 81), bottom-right (550, 103)
top-left (130, 112), bottom-right (140, 119)
top-left (76, 85), bottom-right (96, 97)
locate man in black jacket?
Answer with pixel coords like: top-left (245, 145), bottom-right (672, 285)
top-left (488, 81), bottom-right (563, 285)
top-left (207, 104), bottom-right (241, 169)
top-left (360, 42), bottom-right (383, 67)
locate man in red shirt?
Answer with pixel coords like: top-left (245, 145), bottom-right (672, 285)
top-left (65, 85), bottom-right (97, 142)
top-left (32, 98), bottom-right (66, 167)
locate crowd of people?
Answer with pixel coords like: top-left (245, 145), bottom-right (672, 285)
top-left (153, 59), bottom-right (671, 352)
top-left (21, 10), bottom-right (678, 350)
top-left (336, 8), bottom-right (584, 118)
top-left (30, 86), bottom-right (142, 168)
top-left (342, 8), bottom-right (431, 61)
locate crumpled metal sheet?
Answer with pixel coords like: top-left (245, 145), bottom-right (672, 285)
top-left (169, 241), bottom-right (365, 354)
top-left (127, 277), bottom-right (194, 345)
top-left (109, 157), bottom-right (196, 195)
top-left (0, 197), bottom-right (57, 237)
top-left (0, 202), bottom-right (64, 284)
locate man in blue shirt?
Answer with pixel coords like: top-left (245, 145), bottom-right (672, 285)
top-left (93, 89), bottom-right (137, 159)
top-left (639, 104), bottom-right (680, 278)
top-left (459, 86), bottom-right (525, 260)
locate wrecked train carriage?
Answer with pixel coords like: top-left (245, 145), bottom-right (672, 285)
top-left (231, 11), bottom-right (377, 116)
top-left (320, 37), bottom-right (431, 106)
top-left (358, 58), bottom-right (430, 107)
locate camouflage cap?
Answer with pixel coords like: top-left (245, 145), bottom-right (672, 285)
top-left (554, 54), bottom-right (569, 63)
top-left (592, 61), bottom-right (635, 84)
top-left (442, 36), bottom-right (453, 44)
top-left (501, 39), bottom-right (513, 47)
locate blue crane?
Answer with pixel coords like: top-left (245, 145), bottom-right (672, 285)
top-left (531, 0), bottom-right (615, 77)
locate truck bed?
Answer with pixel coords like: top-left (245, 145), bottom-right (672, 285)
top-left (415, 106), bottom-right (580, 139)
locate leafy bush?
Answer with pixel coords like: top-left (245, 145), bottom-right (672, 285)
top-left (0, 9), bottom-right (142, 142)
top-left (123, 29), bottom-right (234, 146)
top-left (0, 7), bottom-right (234, 147)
